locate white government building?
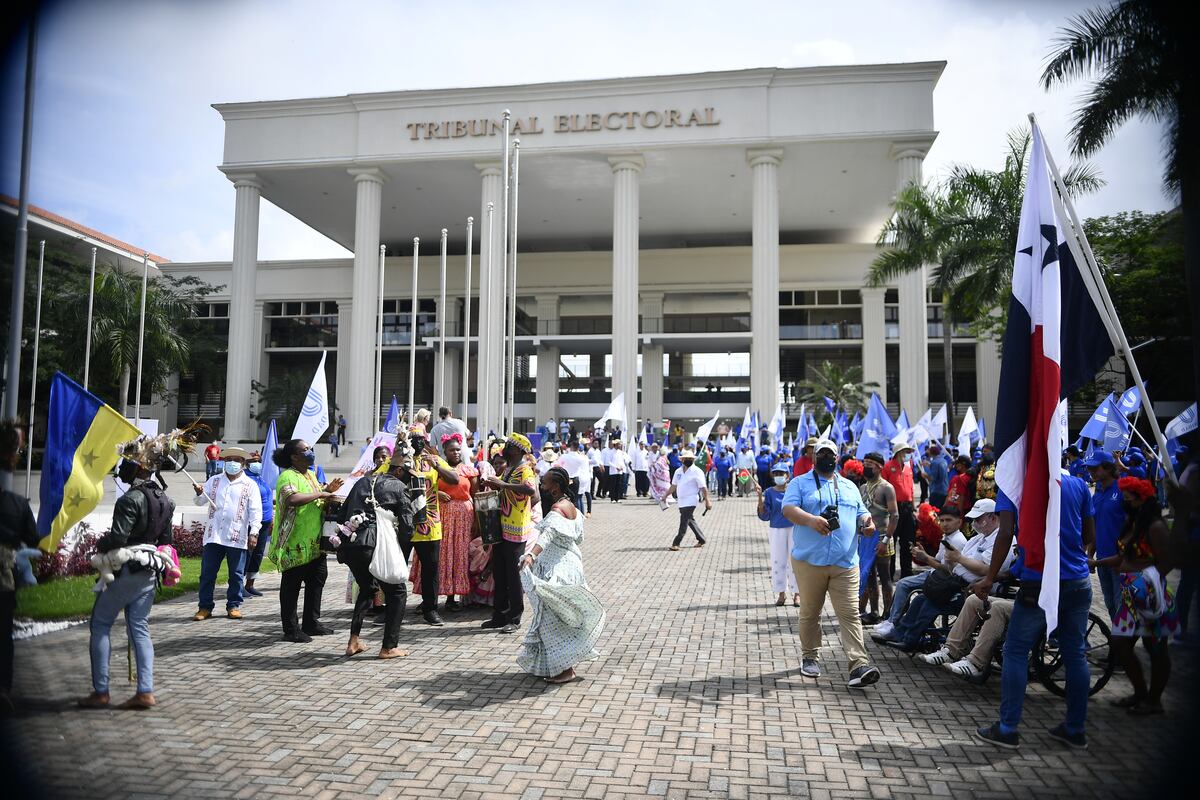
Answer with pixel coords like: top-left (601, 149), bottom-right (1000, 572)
top-left (163, 61), bottom-right (1001, 444)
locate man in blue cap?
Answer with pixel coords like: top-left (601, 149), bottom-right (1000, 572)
top-left (1084, 449), bottom-right (1125, 619)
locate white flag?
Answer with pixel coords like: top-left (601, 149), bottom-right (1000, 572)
top-left (594, 392), bottom-right (626, 430)
top-left (957, 405), bottom-right (978, 455)
top-left (930, 404), bottom-right (948, 439)
top-left (1165, 403), bottom-right (1198, 440)
top-left (291, 351), bottom-right (331, 443)
top-left (696, 410), bottom-right (721, 443)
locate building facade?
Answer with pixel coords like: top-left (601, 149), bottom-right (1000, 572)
top-left (165, 62), bottom-right (1003, 443)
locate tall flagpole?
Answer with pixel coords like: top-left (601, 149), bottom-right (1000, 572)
top-left (437, 228), bottom-right (448, 410)
top-left (374, 244), bottom-right (386, 431)
top-left (24, 240), bottom-right (44, 494)
top-left (1035, 113), bottom-right (1176, 482)
top-left (506, 139), bottom-right (520, 432)
top-left (461, 215), bottom-right (474, 424)
top-left (83, 246), bottom-right (97, 390)
top-left (408, 237), bottom-right (420, 421)
top-left (133, 253), bottom-right (149, 427)
top-left (499, 110), bottom-right (511, 435)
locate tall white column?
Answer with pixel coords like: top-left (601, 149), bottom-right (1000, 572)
top-left (748, 148), bottom-right (783, 418)
top-left (609, 154), bottom-right (643, 438)
top-left (222, 173), bottom-right (261, 442)
top-left (336, 300), bottom-right (353, 430)
top-left (892, 145), bottom-right (929, 418)
top-left (976, 337), bottom-right (1001, 439)
top-left (476, 162), bottom-right (504, 436)
top-left (347, 167), bottom-right (386, 442)
top-left (639, 292), bottom-right (665, 427)
top-left (535, 344), bottom-right (560, 426)
top-left (861, 287), bottom-right (887, 401)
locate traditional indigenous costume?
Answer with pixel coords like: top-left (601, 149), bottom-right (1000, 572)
top-left (648, 451), bottom-right (673, 508)
top-left (271, 466), bottom-right (330, 637)
top-left (410, 450), bottom-right (475, 599)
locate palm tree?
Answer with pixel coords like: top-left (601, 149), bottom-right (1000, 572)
top-left (799, 361), bottom-right (876, 426)
top-left (1041, 0), bottom-right (1199, 413)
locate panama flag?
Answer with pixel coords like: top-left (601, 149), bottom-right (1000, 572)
top-left (993, 122), bottom-right (1114, 633)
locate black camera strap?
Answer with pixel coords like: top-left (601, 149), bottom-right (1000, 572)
top-left (811, 468), bottom-right (841, 506)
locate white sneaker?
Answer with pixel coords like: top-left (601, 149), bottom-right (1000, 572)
top-left (920, 646), bottom-right (953, 666)
top-left (944, 658), bottom-right (983, 678)
top-left (869, 621), bottom-right (894, 642)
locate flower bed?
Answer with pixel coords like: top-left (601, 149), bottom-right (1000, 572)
top-left (35, 521), bottom-right (207, 581)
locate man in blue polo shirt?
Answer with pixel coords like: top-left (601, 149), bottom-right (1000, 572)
top-left (1084, 449), bottom-right (1124, 619)
top-left (782, 439), bottom-right (881, 688)
top-left (971, 472), bottom-right (1095, 750)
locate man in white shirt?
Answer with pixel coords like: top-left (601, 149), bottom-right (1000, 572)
top-left (668, 448), bottom-right (711, 549)
top-left (557, 444), bottom-right (594, 517)
top-left (735, 444), bottom-right (756, 496)
top-left (608, 440), bottom-right (630, 502)
top-left (545, 417), bottom-right (557, 442)
top-left (630, 441), bottom-right (650, 498)
top-left (192, 447), bottom-right (263, 620)
top-left (559, 418), bottom-right (571, 442)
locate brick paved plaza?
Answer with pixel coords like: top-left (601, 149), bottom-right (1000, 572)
top-left (5, 495), bottom-right (1195, 799)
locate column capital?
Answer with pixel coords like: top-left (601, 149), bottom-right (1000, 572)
top-left (227, 172), bottom-right (262, 190)
top-left (348, 166), bottom-right (388, 185)
top-left (607, 153), bottom-right (644, 173)
top-left (475, 161), bottom-right (502, 177)
top-left (746, 147), bottom-right (783, 167)
top-left (889, 139), bottom-right (931, 161)
top-left (860, 286), bottom-right (887, 298)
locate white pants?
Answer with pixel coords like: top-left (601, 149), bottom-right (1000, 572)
top-left (768, 528), bottom-right (798, 593)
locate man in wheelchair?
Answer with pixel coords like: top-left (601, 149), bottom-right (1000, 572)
top-left (875, 500), bottom-right (1009, 652)
top-left (921, 572), bottom-right (1017, 678)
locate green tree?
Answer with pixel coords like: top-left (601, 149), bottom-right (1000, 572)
top-left (1042, 0), bottom-right (1198, 410)
top-left (798, 361), bottom-right (876, 427)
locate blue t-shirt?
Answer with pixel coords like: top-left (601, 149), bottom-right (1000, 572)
top-left (715, 455), bottom-right (734, 478)
top-left (1091, 480), bottom-right (1124, 559)
top-left (999, 475), bottom-right (1092, 581)
top-left (925, 458), bottom-right (949, 495)
top-left (757, 486), bottom-right (791, 528)
top-left (783, 470), bottom-right (869, 569)
top-left (668, 452), bottom-right (681, 470)
top-left (250, 473), bottom-right (274, 523)
top-left (756, 453), bottom-right (773, 474)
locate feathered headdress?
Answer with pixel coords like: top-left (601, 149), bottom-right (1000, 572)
top-left (116, 425), bottom-right (200, 471)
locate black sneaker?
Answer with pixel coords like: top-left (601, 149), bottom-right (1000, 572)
top-left (1047, 723), bottom-right (1088, 750)
top-left (481, 618), bottom-right (506, 630)
top-left (500, 622), bottom-right (521, 634)
top-left (283, 631), bottom-right (313, 644)
top-left (847, 664), bottom-right (881, 688)
top-left (974, 722), bottom-right (1020, 749)
top-left (243, 583), bottom-right (264, 598)
top-left (800, 658), bottom-right (821, 678)
top-left (423, 611), bottom-right (445, 627)
top-left (302, 624), bottom-right (334, 636)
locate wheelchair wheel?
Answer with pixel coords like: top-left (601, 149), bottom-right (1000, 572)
top-left (1035, 612), bottom-right (1113, 697)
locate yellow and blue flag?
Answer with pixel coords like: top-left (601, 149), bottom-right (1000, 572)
top-left (36, 372), bottom-right (141, 551)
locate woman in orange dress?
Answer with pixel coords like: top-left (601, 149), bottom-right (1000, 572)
top-left (410, 436), bottom-right (477, 611)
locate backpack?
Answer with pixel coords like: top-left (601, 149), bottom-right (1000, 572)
top-left (133, 481), bottom-right (175, 545)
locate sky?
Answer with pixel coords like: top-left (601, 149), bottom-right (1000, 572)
top-left (0, 0), bottom-right (1174, 264)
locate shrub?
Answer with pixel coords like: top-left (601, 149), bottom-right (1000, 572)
top-left (172, 521), bottom-right (206, 557)
top-left (33, 521), bottom-right (205, 580)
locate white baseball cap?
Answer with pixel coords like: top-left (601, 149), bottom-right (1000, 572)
top-left (813, 439), bottom-right (838, 455)
top-left (965, 498), bottom-right (997, 518)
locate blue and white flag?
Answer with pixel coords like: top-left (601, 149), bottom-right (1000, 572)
top-left (261, 419), bottom-right (280, 492)
top-left (767, 406), bottom-right (785, 450)
top-left (1079, 394), bottom-right (1117, 441)
top-left (1165, 403), bottom-right (1197, 441)
top-left (896, 409), bottom-right (910, 433)
top-left (823, 396), bottom-right (836, 416)
top-left (383, 395), bottom-right (400, 434)
top-left (291, 351), bottom-right (331, 443)
top-left (850, 411), bottom-right (864, 440)
top-left (794, 403), bottom-right (807, 436)
top-left (1102, 396), bottom-right (1132, 451)
top-left (977, 416), bottom-right (987, 444)
top-left (1116, 385), bottom-right (1143, 417)
top-left (741, 407), bottom-right (753, 440)
top-left (855, 393), bottom-right (898, 460)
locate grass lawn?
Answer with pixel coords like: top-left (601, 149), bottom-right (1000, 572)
top-left (15, 556), bottom-right (278, 621)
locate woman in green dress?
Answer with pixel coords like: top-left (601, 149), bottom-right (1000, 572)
top-left (269, 439), bottom-right (343, 643)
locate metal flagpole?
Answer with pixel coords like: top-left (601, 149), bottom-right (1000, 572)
top-left (408, 237), bottom-right (420, 421)
top-left (438, 228), bottom-right (448, 410)
top-left (461, 215), bottom-right (474, 424)
top-left (83, 246), bottom-right (97, 390)
top-left (1035, 113), bottom-right (1177, 482)
top-left (480, 204), bottom-right (494, 434)
top-left (133, 253), bottom-right (150, 428)
top-left (24, 240), bottom-right (44, 494)
top-left (506, 139), bottom-right (520, 432)
top-left (375, 244), bottom-right (386, 431)
top-left (499, 110), bottom-right (511, 434)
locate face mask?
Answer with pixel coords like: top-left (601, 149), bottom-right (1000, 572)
top-left (815, 454), bottom-right (837, 473)
top-left (682, 459), bottom-right (694, 468)
top-left (225, 461), bottom-right (243, 477)
top-left (773, 475), bottom-right (787, 486)
top-left (303, 449), bottom-right (316, 467)
top-left (863, 466), bottom-right (878, 480)
top-left (247, 462), bottom-right (262, 476)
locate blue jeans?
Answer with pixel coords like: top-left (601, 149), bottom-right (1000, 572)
top-left (245, 521), bottom-right (273, 580)
top-left (198, 543), bottom-right (247, 611)
top-left (887, 573), bottom-right (928, 624)
top-left (893, 590), bottom-right (964, 645)
top-left (998, 578), bottom-right (1092, 735)
top-left (1096, 565), bottom-right (1122, 621)
top-left (89, 565), bottom-right (156, 694)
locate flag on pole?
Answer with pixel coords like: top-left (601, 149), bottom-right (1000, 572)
top-left (767, 406), bottom-right (785, 451)
top-left (594, 392), bottom-right (626, 430)
top-left (36, 373), bottom-right (141, 551)
top-left (696, 410), bottom-right (721, 444)
top-left (1116, 385), bottom-right (1142, 417)
top-left (261, 419), bottom-right (280, 493)
top-left (383, 395), bottom-right (400, 434)
top-left (957, 406), bottom-right (978, 455)
top-left (849, 411), bottom-right (864, 440)
top-left (1102, 396), bottom-right (1132, 452)
top-left (931, 403), bottom-right (948, 440)
top-left (993, 121), bottom-right (1115, 634)
top-left (1079, 394), bottom-right (1117, 440)
top-left (292, 351), bottom-right (331, 443)
top-left (794, 403), bottom-right (807, 435)
top-left (896, 410), bottom-right (910, 433)
top-left (977, 416), bottom-right (987, 445)
top-left (823, 396), bottom-right (836, 416)
top-left (1165, 403), bottom-right (1198, 440)
top-left (741, 407), bottom-right (753, 440)
top-left (855, 393), bottom-right (898, 460)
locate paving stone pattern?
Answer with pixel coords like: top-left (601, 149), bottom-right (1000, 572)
top-left (6, 495), bottom-right (1195, 798)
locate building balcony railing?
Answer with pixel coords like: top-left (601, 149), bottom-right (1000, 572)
top-left (780, 323), bottom-right (863, 340)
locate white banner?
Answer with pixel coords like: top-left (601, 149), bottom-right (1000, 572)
top-left (291, 351), bottom-right (331, 444)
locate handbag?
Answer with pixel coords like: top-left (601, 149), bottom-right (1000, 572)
top-left (368, 477), bottom-right (410, 585)
top-left (923, 568), bottom-right (968, 606)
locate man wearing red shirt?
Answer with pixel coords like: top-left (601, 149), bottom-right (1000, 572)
top-left (792, 437), bottom-right (817, 477)
top-left (204, 442), bottom-right (221, 479)
top-left (944, 455), bottom-right (974, 518)
top-left (881, 443), bottom-right (917, 577)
